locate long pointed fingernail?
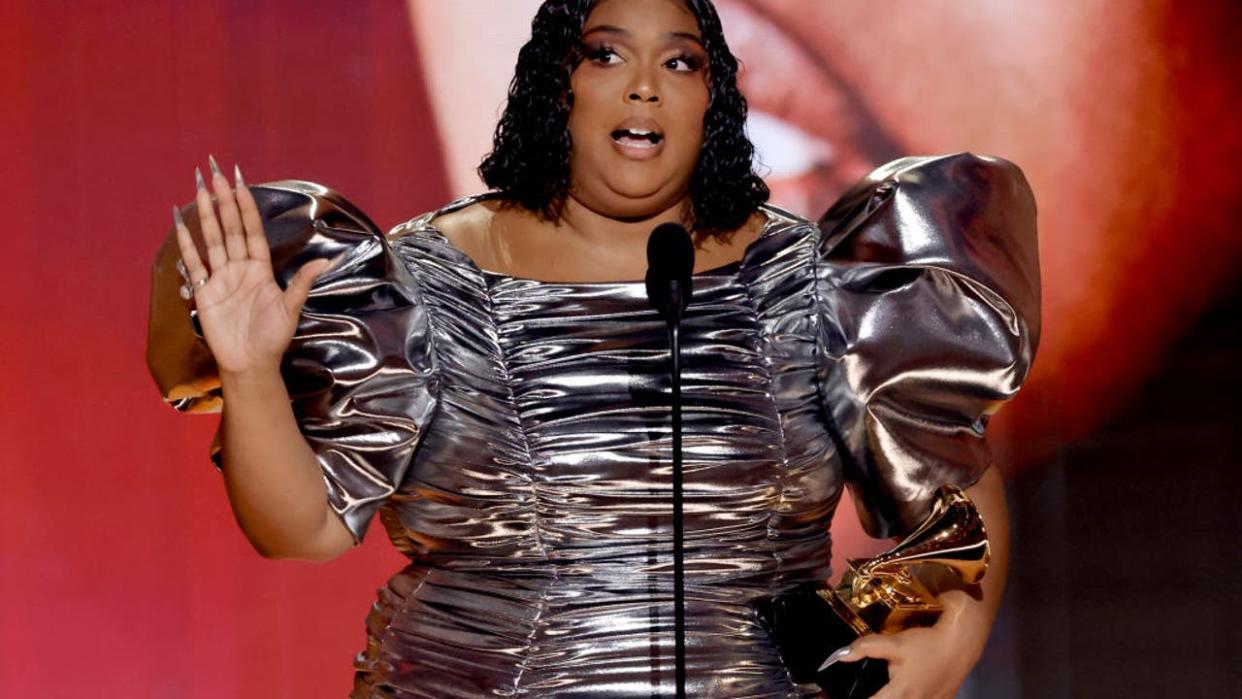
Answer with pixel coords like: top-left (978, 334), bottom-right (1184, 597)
top-left (208, 154), bottom-right (223, 179)
top-left (325, 251), bottom-right (349, 273)
top-left (173, 205), bottom-right (185, 228)
top-left (233, 163), bottom-right (245, 188)
top-left (817, 646), bottom-right (851, 673)
top-left (195, 167), bottom-right (206, 192)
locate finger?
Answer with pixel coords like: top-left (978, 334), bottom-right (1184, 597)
top-left (209, 155), bottom-right (248, 261)
top-left (194, 167), bottom-right (228, 271)
top-left (840, 634), bottom-right (900, 662)
top-left (173, 205), bottom-right (209, 284)
top-left (233, 164), bottom-right (270, 262)
top-left (282, 257), bottom-right (333, 317)
top-left (870, 685), bottom-right (902, 699)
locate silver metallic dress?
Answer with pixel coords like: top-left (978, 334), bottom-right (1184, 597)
top-left (147, 152), bottom-right (1040, 697)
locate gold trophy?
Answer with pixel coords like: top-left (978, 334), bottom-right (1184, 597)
top-left (754, 485), bottom-right (990, 698)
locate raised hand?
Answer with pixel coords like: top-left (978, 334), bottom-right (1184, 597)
top-left (173, 156), bottom-right (334, 376)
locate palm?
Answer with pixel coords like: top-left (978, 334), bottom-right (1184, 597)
top-left (174, 160), bottom-right (331, 376)
top-left (194, 259), bottom-right (298, 373)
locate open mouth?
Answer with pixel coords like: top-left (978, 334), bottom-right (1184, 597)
top-left (714, 0), bottom-right (901, 216)
top-left (610, 128), bottom-right (665, 147)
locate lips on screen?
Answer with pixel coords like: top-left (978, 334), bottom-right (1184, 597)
top-left (713, 0), bottom-right (902, 216)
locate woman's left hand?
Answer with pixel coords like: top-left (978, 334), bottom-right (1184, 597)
top-left (835, 466), bottom-right (1009, 698)
top-left (835, 598), bottom-right (982, 699)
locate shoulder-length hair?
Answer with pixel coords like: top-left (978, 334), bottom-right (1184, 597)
top-left (477, 0), bottom-right (770, 238)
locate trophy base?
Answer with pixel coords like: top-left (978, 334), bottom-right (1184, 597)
top-left (753, 586), bottom-right (889, 698)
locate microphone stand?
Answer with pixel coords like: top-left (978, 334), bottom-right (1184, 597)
top-left (645, 223), bottom-right (693, 698)
top-left (667, 280), bottom-right (686, 699)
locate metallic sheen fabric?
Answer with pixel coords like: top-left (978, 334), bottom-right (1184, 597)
top-left (148, 152), bottom-right (1039, 697)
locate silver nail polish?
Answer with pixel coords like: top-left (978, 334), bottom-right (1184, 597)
top-left (195, 167), bottom-right (206, 191)
top-left (208, 154), bottom-right (222, 178)
top-left (817, 646), bottom-right (852, 673)
top-left (173, 205), bottom-right (185, 228)
top-left (326, 251), bottom-right (349, 272)
top-left (233, 163), bottom-right (245, 187)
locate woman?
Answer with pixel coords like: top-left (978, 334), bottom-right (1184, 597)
top-left (155, 0), bottom-right (1039, 695)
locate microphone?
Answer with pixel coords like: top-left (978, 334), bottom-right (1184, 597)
top-left (645, 223), bottom-right (694, 325)
top-left (643, 221), bottom-right (693, 699)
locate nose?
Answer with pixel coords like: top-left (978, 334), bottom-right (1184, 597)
top-left (626, 69), bottom-right (661, 105)
top-left (628, 89), bottom-right (660, 104)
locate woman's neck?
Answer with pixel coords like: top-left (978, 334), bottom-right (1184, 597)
top-left (555, 192), bottom-right (695, 252)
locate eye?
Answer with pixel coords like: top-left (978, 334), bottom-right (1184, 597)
top-left (586, 45), bottom-right (622, 65)
top-left (666, 53), bottom-right (705, 72)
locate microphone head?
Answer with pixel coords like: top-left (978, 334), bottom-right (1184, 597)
top-left (645, 222), bottom-right (694, 323)
top-left (647, 222), bottom-right (694, 279)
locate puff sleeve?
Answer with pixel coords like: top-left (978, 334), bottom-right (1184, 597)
top-left (815, 153), bottom-right (1041, 539)
top-left (146, 181), bottom-right (439, 543)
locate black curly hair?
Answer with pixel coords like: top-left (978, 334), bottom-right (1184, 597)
top-left (477, 0), bottom-right (770, 239)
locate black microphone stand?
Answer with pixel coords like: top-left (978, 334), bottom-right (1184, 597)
top-left (667, 280), bottom-right (686, 699)
top-left (645, 223), bottom-right (693, 699)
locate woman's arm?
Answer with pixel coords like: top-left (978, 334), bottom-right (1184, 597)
top-left (175, 161), bottom-right (355, 563)
top-left (932, 464), bottom-right (1009, 668)
top-left (218, 367), bottom-right (357, 562)
top-left (837, 464), bottom-right (1009, 699)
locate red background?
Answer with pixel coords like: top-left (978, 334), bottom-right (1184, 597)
top-left (1, 3), bottom-right (448, 695)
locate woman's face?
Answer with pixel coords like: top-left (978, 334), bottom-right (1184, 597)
top-left (564, 0), bottom-right (710, 220)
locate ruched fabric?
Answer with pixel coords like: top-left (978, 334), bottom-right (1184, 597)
top-left (147, 152), bottom-right (1039, 697)
top-left (148, 180), bottom-right (439, 542)
top-left (815, 153), bottom-right (1040, 538)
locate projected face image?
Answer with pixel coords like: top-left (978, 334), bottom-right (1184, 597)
top-left (409, 0), bottom-right (1161, 213)
top-left (407, 0), bottom-right (1236, 451)
top-left (408, 0), bottom-right (896, 214)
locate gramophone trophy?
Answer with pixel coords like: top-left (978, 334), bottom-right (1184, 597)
top-left (754, 485), bottom-right (990, 698)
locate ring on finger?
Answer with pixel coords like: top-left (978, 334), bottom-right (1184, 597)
top-left (179, 276), bottom-right (209, 300)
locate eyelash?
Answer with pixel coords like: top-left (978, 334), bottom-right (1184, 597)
top-left (585, 44), bottom-right (705, 72)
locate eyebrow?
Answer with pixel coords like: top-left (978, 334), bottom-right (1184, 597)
top-left (581, 25), bottom-right (705, 48)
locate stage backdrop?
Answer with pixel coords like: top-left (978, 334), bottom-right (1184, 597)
top-left (2, 1), bottom-right (1239, 697)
